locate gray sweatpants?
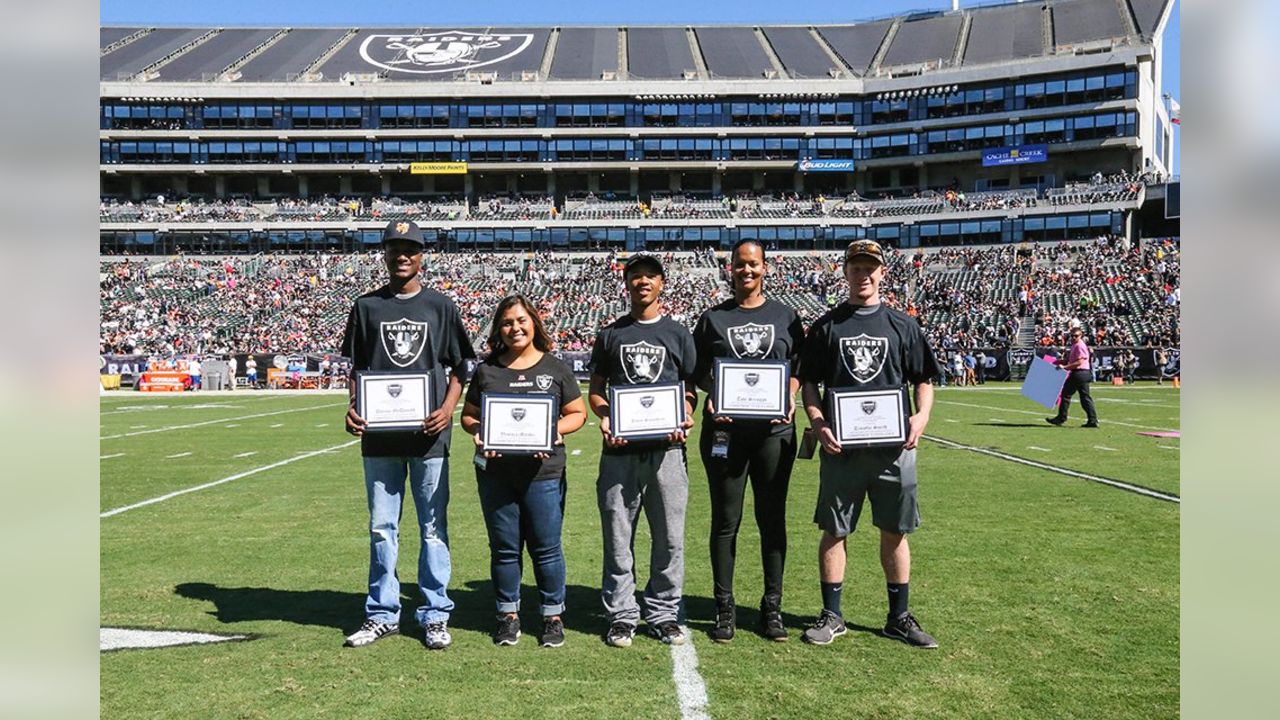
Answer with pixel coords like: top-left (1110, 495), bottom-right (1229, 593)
top-left (597, 445), bottom-right (688, 626)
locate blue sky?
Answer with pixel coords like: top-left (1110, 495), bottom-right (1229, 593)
top-left (101, 0), bottom-right (1179, 172)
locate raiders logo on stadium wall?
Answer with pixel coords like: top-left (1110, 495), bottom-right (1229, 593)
top-left (621, 341), bottom-right (666, 384)
top-left (360, 32), bottom-right (535, 75)
top-left (839, 334), bottom-right (887, 383)
top-left (727, 322), bottom-right (775, 359)
top-left (1008, 348), bottom-right (1036, 366)
top-left (536, 374), bottom-right (554, 391)
top-left (381, 319), bottom-right (429, 368)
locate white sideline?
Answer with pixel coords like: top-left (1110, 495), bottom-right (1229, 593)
top-left (101, 440), bottom-right (359, 518)
top-left (100, 403), bottom-right (342, 440)
top-left (936, 399), bottom-right (1178, 432)
top-left (670, 627), bottom-right (711, 720)
top-left (924, 435), bottom-right (1179, 503)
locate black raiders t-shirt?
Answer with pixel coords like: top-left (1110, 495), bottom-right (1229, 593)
top-left (341, 285), bottom-right (476, 457)
top-left (692, 298), bottom-right (806, 434)
top-left (797, 303), bottom-right (940, 413)
top-left (588, 314), bottom-right (697, 452)
top-left (464, 352), bottom-right (582, 480)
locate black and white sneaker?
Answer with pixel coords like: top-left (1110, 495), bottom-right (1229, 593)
top-left (801, 610), bottom-right (847, 645)
top-left (650, 621), bottom-right (686, 646)
top-left (605, 622), bottom-right (635, 648)
top-left (343, 619), bottom-right (398, 648)
top-left (494, 614), bottom-right (521, 646)
top-left (883, 612), bottom-right (939, 649)
top-left (423, 621), bottom-right (452, 650)
top-left (1045, 417), bottom-right (1065, 426)
top-left (540, 617), bottom-right (565, 648)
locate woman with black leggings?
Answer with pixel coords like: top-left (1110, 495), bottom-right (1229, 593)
top-left (693, 239), bottom-right (806, 642)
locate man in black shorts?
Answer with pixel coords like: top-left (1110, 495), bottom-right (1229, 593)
top-left (797, 240), bottom-right (941, 649)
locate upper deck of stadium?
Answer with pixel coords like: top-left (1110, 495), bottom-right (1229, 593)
top-left (101, 0), bottom-right (1172, 95)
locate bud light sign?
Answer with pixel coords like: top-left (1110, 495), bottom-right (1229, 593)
top-left (982, 144), bottom-right (1048, 167)
top-left (798, 159), bottom-right (855, 172)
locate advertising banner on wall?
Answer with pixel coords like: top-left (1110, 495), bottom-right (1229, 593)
top-left (981, 144), bottom-right (1048, 167)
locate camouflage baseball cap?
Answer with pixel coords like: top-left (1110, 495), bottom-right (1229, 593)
top-left (844, 239), bottom-right (885, 265)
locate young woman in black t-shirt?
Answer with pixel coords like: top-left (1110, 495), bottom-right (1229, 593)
top-left (692, 239), bottom-right (806, 643)
top-left (460, 295), bottom-right (587, 648)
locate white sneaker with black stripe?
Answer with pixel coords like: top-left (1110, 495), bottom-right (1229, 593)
top-left (344, 619), bottom-right (398, 648)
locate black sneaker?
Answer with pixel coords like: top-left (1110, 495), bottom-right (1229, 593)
top-left (343, 619), bottom-right (398, 648)
top-left (605, 622), bottom-right (635, 648)
top-left (650, 621), bottom-right (686, 645)
top-left (494, 614), bottom-right (521, 646)
top-left (759, 597), bottom-right (788, 642)
top-left (540, 616), bottom-right (565, 648)
top-left (883, 612), bottom-right (939, 649)
top-left (708, 600), bottom-right (735, 643)
top-left (1082, 421), bottom-right (1099, 428)
top-left (1045, 417), bottom-right (1065, 426)
top-left (801, 609), bottom-right (847, 645)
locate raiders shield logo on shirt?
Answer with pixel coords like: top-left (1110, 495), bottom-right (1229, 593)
top-left (727, 322), bottom-right (775, 359)
top-left (621, 341), bottom-right (666, 384)
top-left (381, 319), bottom-right (429, 367)
top-left (839, 334), bottom-right (888, 383)
top-left (535, 374), bottom-right (554, 391)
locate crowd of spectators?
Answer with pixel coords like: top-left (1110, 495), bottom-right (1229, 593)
top-left (100, 237), bottom-right (1179, 361)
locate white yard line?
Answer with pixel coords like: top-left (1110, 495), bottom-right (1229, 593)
top-left (1092, 445), bottom-right (1119, 452)
top-left (936, 399), bottom-right (1177, 432)
top-left (101, 440), bottom-right (359, 518)
top-left (224, 424), bottom-right (240, 428)
top-left (232, 451), bottom-right (259, 458)
top-left (924, 435), bottom-right (1178, 503)
top-left (1158, 445), bottom-right (1180, 451)
top-left (571, 449), bottom-right (582, 456)
top-left (1026, 446), bottom-right (1051, 453)
top-left (315, 423), bottom-right (329, 427)
top-left (165, 452), bottom-right (192, 459)
top-left (100, 628), bottom-right (248, 651)
top-left (100, 453), bottom-right (126, 460)
top-left (270, 423), bottom-right (284, 428)
top-left (100, 403), bottom-right (341, 441)
top-left (670, 628), bottom-right (711, 720)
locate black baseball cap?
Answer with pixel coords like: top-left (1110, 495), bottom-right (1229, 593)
top-left (382, 220), bottom-right (426, 247)
top-left (844, 239), bottom-right (885, 265)
top-left (623, 253), bottom-right (665, 278)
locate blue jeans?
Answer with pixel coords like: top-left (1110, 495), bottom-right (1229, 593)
top-left (476, 467), bottom-right (567, 616)
top-left (362, 456), bottom-right (453, 626)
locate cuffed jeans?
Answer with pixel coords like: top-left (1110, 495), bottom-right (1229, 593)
top-left (597, 446), bottom-right (688, 626)
top-left (476, 466), bottom-right (567, 617)
top-left (363, 456), bottom-right (453, 626)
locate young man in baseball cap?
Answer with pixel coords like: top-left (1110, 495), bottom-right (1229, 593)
top-left (796, 240), bottom-right (942, 649)
top-left (340, 220), bottom-right (476, 650)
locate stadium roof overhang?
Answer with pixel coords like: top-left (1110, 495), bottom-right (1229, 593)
top-left (100, 47), bottom-right (1151, 101)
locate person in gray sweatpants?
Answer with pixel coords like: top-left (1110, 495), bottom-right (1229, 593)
top-left (587, 254), bottom-right (698, 648)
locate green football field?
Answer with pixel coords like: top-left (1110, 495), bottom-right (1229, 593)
top-left (100, 383), bottom-right (1179, 719)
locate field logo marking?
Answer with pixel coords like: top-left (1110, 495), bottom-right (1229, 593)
top-left (101, 628), bottom-right (249, 652)
top-left (101, 440), bottom-right (359, 518)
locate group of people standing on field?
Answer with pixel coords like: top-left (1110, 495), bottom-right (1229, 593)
top-left (338, 220), bottom-right (941, 652)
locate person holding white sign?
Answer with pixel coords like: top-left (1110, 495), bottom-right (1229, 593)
top-left (692, 239), bottom-right (805, 643)
top-left (796, 239), bottom-right (942, 649)
top-left (460, 295), bottom-right (586, 649)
